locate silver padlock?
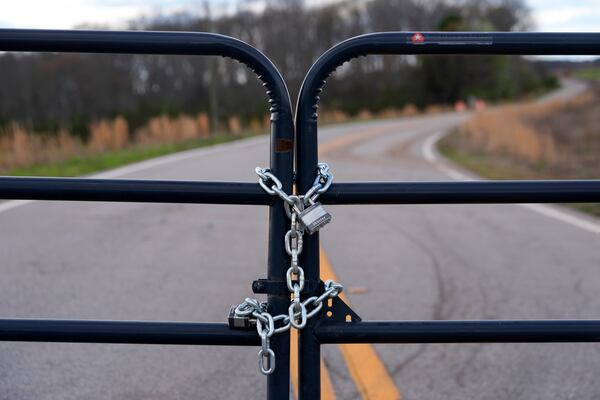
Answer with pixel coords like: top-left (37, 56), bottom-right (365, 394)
top-left (298, 202), bottom-right (331, 234)
top-left (228, 305), bottom-right (255, 330)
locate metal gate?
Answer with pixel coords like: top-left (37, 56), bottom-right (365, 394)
top-left (1, 29), bottom-right (600, 399)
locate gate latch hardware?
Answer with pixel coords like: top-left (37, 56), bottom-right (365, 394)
top-left (232, 163), bottom-right (339, 376)
top-left (228, 305), bottom-right (256, 329)
top-left (298, 202), bottom-right (331, 234)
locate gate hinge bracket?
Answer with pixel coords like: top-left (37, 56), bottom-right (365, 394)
top-left (322, 292), bottom-right (362, 323)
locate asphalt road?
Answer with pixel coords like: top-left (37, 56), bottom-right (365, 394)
top-left (1, 79), bottom-right (599, 399)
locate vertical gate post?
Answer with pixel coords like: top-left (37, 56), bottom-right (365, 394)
top-left (267, 103), bottom-right (295, 399)
top-left (295, 89), bottom-right (322, 400)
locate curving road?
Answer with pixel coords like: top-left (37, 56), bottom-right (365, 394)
top-left (1, 79), bottom-right (599, 399)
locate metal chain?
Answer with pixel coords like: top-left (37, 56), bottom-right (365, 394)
top-left (234, 280), bottom-right (343, 374)
top-left (303, 163), bottom-right (333, 205)
top-left (234, 164), bottom-right (337, 375)
top-left (255, 163), bottom-right (333, 210)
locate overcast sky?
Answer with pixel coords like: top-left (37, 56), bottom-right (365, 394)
top-left (1, 0), bottom-right (599, 31)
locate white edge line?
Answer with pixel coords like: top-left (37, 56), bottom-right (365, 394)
top-left (0, 134), bottom-right (268, 215)
top-left (421, 130), bottom-right (600, 235)
top-left (0, 200), bottom-right (34, 214)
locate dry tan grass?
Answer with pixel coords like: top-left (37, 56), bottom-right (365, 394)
top-left (197, 113), bottom-right (211, 137)
top-left (227, 116), bottom-right (243, 136)
top-left (424, 104), bottom-right (451, 114)
top-left (445, 85), bottom-right (600, 179)
top-left (0, 101), bottom-right (449, 173)
top-left (443, 87), bottom-right (600, 216)
top-left (321, 110), bottom-right (350, 124)
top-left (134, 113), bottom-right (211, 145)
top-left (400, 104), bottom-right (419, 117)
top-left (356, 109), bottom-right (373, 121)
top-left (320, 106), bottom-right (427, 124)
top-left (0, 109), bottom-right (275, 172)
top-left (89, 117), bottom-right (129, 152)
top-left (457, 103), bottom-right (560, 164)
top-left (323, 103), bottom-right (442, 124)
top-left (248, 116), bottom-right (264, 132)
top-left (0, 124), bottom-right (84, 169)
top-left (0, 111), bottom-right (241, 172)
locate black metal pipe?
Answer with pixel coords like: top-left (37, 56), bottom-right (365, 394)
top-left (296, 164), bottom-right (322, 396)
top-left (296, 32), bottom-right (600, 203)
top-left (0, 319), bottom-right (259, 346)
top-left (296, 33), bottom-right (600, 138)
top-left (5, 178), bottom-right (598, 206)
top-left (0, 177), bottom-right (272, 205)
top-left (265, 91), bottom-right (294, 397)
top-left (0, 29), bottom-right (294, 396)
top-left (314, 320), bottom-right (600, 344)
top-left (0, 29), bottom-right (293, 121)
top-left (320, 180), bottom-right (600, 205)
top-left (266, 138), bottom-right (293, 398)
top-left (295, 34), bottom-right (600, 399)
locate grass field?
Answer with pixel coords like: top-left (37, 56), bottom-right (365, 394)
top-left (7, 131), bottom-right (261, 177)
top-left (573, 68), bottom-right (600, 81)
top-left (441, 145), bottom-right (600, 217)
top-left (440, 84), bottom-right (600, 217)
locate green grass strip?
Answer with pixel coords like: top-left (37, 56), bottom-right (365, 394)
top-left (7, 132), bottom-right (262, 177)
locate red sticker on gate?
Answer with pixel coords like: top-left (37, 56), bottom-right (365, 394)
top-left (411, 32), bottom-right (425, 44)
top-left (408, 33), bottom-right (493, 45)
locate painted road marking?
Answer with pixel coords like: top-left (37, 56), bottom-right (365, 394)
top-left (0, 122), bottom-right (399, 397)
top-left (422, 130), bottom-right (600, 235)
top-left (290, 124), bottom-right (405, 399)
top-left (318, 125), bottom-right (404, 399)
top-left (320, 249), bottom-right (402, 400)
top-left (289, 249), bottom-right (403, 400)
top-left (290, 328), bottom-right (336, 400)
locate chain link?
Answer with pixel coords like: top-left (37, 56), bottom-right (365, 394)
top-left (303, 163), bottom-right (333, 204)
top-left (234, 280), bottom-right (343, 374)
top-left (257, 163), bottom-right (333, 209)
top-left (233, 164), bottom-right (338, 375)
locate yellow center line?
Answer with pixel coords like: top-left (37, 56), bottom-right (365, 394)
top-left (320, 127), bottom-right (402, 398)
top-left (291, 125), bottom-right (403, 398)
top-left (290, 328), bottom-right (336, 400)
top-left (320, 249), bottom-right (402, 400)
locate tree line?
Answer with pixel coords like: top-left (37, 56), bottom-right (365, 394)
top-left (0, 0), bottom-right (556, 139)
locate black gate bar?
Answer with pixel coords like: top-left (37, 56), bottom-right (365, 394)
top-left (4, 178), bottom-right (600, 205)
top-left (2, 29), bottom-right (600, 400)
top-left (0, 177), bottom-right (272, 205)
top-left (0, 319), bottom-right (259, 346)
top-left (295, 31), bottom-right (600, 400)
top-left (315, 320), bottom-right (600, 344)
top-left (0, 28), bottom-right (295, 399)
top-left (321, 180), bottom-right (600, 205)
